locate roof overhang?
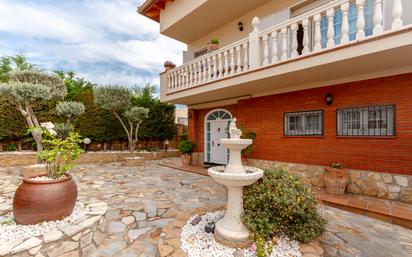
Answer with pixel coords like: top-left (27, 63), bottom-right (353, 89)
top-left (138, 0), bottom-right (172, 22)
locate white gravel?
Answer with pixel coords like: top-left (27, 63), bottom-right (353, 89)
top-left (180, 211), bottom-right (302, 257)
top-left (28, 176), bottom-right (54, 181)
top-left (0, 202), bottom-right (88, 240)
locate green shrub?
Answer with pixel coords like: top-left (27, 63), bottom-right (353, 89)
top-left (37, 131), bottom-right (84, 179)
top-left (242, 169), bottom-right (326, 244)
top-left (178, 140), bottom-right (195, 154)
top-left (329, 163), bottom-right (343, 169)
top-left (6, 143), bottom-right (16, 152)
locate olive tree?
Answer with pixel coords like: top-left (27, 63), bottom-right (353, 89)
top-left (94, 85), bottom-right (149, 152)
top-left (55, 101), bottom-right (85, 138)
top-left (0, 70), bottom-right (66, 151)
top-left (124, 107), bottom-right (149, 151)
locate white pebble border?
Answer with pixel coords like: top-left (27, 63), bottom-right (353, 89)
top-left (0, 202), bottom-right (88, 240)
top-left (180, 211), bottom-right (302, 257)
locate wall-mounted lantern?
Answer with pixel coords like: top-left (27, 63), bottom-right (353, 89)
top-left (325, 93), bottom-right (333, 106)
top-left (238, 22), bottom-right (244, 32)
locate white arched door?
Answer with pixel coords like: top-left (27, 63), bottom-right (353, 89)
top-left (205, 109), bottom-right (232, 164)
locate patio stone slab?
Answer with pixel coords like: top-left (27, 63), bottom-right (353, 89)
top-left (1, 158), bottom-right (411, 257)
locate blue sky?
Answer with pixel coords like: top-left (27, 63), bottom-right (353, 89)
top-left (0, 0), bottom-right (186, 87)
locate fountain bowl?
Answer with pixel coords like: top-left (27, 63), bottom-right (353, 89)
top-left (208, 166), bottom-right (263, 187)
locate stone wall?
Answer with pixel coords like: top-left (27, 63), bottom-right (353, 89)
top-left (0, 202), bottom-right (108, 257)
top-left (247, 159), bottom-right (412, 204)
top-left (0, 150), bottom-right (180, 168)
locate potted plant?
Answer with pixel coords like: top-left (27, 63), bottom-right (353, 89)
top-left (323, 163), bottom-right (349, 195)
top-left (207, 39), bottom-right (219, 52)
top-left (13, 131), bottom-right (84, 225)
top-left (178, 140), bottom-right (195, 166)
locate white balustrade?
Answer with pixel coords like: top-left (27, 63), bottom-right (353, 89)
top-left (271, 31), bottom-right (278, 63)
top-left (262, 34), bottom-right (269, 65)
top-left (356, 0), bottom-right (366, 40)
top-left (341, 2), bottom-right (350, 43)
top-left (291, 23), bottom-right (299, 58)
top-left (327, 9), bottom-right (335, 48)
top-left (392, 0), bottom-right (403, 29)
top-left (166, 0), bottom-right (406, 94)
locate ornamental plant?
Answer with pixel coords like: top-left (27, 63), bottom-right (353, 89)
top-left (94, 85), bottom-right (149, 152)
top-left (37, 131), bottom-right (84, 179)
top-left (329, 163), bottom-right (343, 169)
top-left (0, 70), bottom-right (66, 151)
top-left (242, 169), bottom-right (326, 256)
top-left (178, 140), bottom-right (195, 154)
top-left (55, 101), bottom-right (85, 138)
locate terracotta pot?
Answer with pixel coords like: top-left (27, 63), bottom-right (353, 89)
top-left (180, 154), bottom-right (192, 166)
top-left (207, 43), bottom-right (219, 52)
top-left (13, 173), bottom-right (78, 225)
top-left (323, 167), bottom-right (349, 195)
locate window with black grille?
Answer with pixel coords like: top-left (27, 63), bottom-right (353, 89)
top-left (284, 110), bottom-right (323, 136)
top-left (337, 105), bottom-right (395, 136)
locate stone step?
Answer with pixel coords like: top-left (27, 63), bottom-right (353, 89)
top-left (315, 189), bottom-right (412, 229)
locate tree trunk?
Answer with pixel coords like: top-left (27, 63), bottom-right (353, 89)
top-left (113, 111), bottom-right (134, 153)
top-left (17, 104), bottom-right (43, 151)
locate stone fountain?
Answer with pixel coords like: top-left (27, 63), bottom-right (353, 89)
top-left (208, 118), bottom-right (264, 248)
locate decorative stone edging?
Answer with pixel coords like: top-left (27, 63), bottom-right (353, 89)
top-left (0, 150), bottom-right (181, 168)
top-left (247, 159), bottom-right (412, 204)
top-left (158, 207), bottom-right (324, 257)
top-left (0, 201), bottom-right (108, 257)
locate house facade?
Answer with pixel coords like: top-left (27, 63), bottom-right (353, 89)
top-left (139, 0), bottom-right (412, 203)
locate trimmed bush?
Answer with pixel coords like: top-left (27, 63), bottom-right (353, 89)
top-left (178, 140), bottom-right (195, 154)
top-left (242, 169), bottom-right (326, 243)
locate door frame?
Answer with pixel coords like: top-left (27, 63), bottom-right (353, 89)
top-left (204, 109), bottom-right (232, 165)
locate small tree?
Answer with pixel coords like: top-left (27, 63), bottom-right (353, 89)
top-left (124, 107), bottom-right (149, 151)
top-left (55, 101), bottom-right (85, 138)
top-left (0, 70), bottom-right (66, 151)
top-left (94, 85), bottom-right (149, 152)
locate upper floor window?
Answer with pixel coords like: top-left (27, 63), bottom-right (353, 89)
top-left (337, 105), bottom-right (395, 136)
top-left (284, 110), bottom-right (323, 136)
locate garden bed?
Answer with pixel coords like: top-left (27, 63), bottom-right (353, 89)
top-left (0, 201), bottom-right (108, 257)
top-left (158, 207), bottom-right (324, 257)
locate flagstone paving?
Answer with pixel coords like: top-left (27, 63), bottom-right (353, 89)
top-left (0, 160), bottom-right (411, 257)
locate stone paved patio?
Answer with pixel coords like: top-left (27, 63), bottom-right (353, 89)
top-left (1, 159), bottom-right (411, 257)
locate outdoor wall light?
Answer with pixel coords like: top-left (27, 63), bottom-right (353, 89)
top-left (325, 93), bottom-right (333, 105)
top-left (238, 22), bottom-right (244, 32)
top-left (188, 111), bottom-right (192, 119)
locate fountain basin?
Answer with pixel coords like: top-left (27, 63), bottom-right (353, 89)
top-left (208, 166), bottom-right (263, 248)
top-left (208, 166), bottom-right (263, 187)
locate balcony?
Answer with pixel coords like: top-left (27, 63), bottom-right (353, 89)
top-left (160, 0), bottom-right (412, 106)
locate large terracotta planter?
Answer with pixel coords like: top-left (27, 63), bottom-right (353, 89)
top-left (323, 167), bottom-right (349, 195)
top-left (13, 173), bottom-right (78, 225)
top-left (180, 154), bottom-right (192, 166)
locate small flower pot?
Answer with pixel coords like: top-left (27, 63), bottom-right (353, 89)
top-left (207, 43), bottom-right (219, 52)
top-left (13, 173), bottom-right (78, 225)
top-left (180, 154), bottom-right (192, 166)
top-left (323, 167), bottom-right (349, 195)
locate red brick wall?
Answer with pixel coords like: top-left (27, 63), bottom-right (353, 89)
top-left (188, 73), bottom-right (412, 175)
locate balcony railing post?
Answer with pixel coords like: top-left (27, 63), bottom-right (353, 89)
top-left (391, 0), bottom-right (403, 30)
top-left (291, 23), bottom-right (299, 58)
top-left (373, 0), bottom-right (383, 35)
top-left (302, 18), bottom-right (309, 54)
top-left (326, 8), bottom-right (335, 47)
top-left (313, 14), bottom-right (322, 51)
top-left (249, 17), bottom-right (261, 69)
top-left (341, 2), bottom-right (350, 43)
top-left (356, 0), bottom-right (366, 40)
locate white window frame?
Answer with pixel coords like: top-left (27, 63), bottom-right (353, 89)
top-left (284, 110), bottom-right (323, 136)
top-left (337, 105), bottom-right (395, 136)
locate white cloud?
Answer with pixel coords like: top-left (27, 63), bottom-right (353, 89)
top-left (0, 0), bottom-right (186, 86)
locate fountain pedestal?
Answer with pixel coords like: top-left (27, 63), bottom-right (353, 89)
top-left (208, 118), bottom-right (263, 248)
